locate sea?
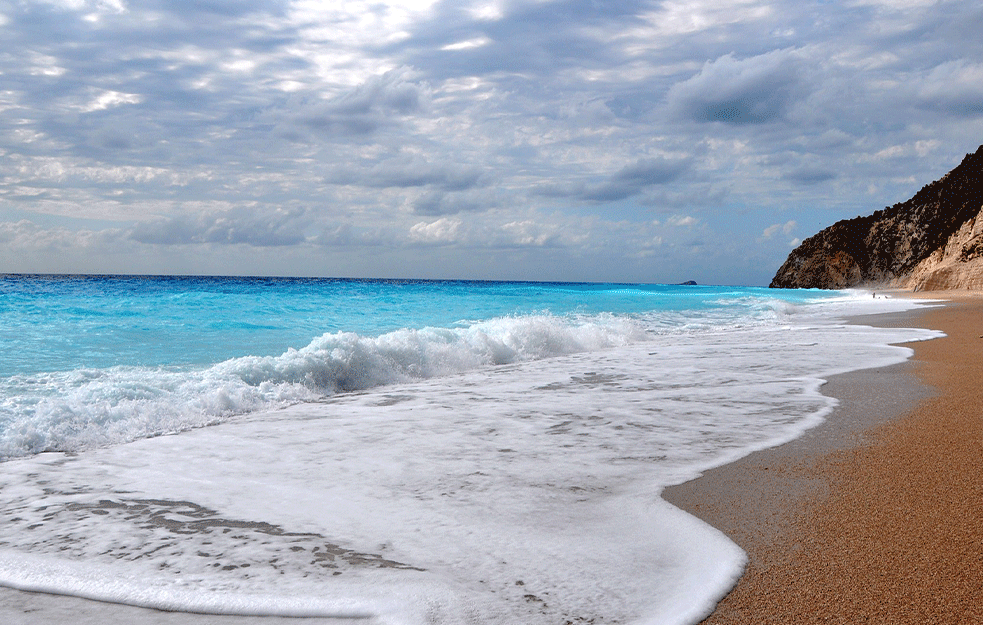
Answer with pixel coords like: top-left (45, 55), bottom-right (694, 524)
top-left (0, 275), bottom-right (942, 625)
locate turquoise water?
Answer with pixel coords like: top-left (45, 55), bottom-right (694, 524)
top-left (0, 274), bottom-right (941, 624)
top-left (0, 274), bottom-right (826, 376)
top-left (0, 274), bottom-right (838, 460)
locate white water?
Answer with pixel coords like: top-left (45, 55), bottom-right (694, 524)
top-left (0, 313), bottom-right (642, 459)
top-left (0, 293), bottom-right (942, 624)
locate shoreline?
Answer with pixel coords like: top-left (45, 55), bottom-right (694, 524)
top-left (666, 293), bottom-right (983, 623)
top-left (0, 293), bottom-right (967, 624)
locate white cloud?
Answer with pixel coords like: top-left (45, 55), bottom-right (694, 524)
top-left (441, 37), bottom-right (492, 51)
top-left (0, 220), bottom-right (124, 256)
top-left (500, 220), bottom-right (556, 247)
top-left (762, 220), bottom-right (796, 239)
top-left (666, 215), bottom-right (697, 227)
top-left (918, 61), bottom-right (983, 117)
top-left (0, 0), bottom-right (979, 285)
top-left (77, 90), bottom-right (143, 113)
top-left (408, 217), bottom-right (462, 244)
top-left (27, 52), bottom-right (67, 77)
top-left (130, 206), bottom-right (312, 247)
top-left (643, 0), bottom-right (774, 38)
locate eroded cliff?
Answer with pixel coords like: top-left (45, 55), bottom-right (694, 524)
top-left (770, 145), bottom-right (983, 290)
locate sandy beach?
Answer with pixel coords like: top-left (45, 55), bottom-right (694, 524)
top-left (667, 293), bottom-right (983, 624)
top-left (1, 293), bottom-right (976, 625)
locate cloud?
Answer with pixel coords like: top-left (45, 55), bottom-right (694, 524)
top-left (1, 0), bottom-right (981, 285)
top-left (666, 215), bottom-right (697, 227)
top-left (917, 61), bottom-right (983, 117)
top-left (385, 0), bottom-right (649, 79)
top-left (667, 49), bottom-right (808, 125)
top-left (74, 89), bottom-right (143, 113)
top-left (330, 156), bottom-right (485, 191)
top-left (280, 69), bottom-right (428, 140)
top-left (408, 217), bottom-right (462, 244)
top-left (584, 157), bottom-right (691, 202)
top-left (0, 219), bottom-right (125, 256)
top-left (129, 206), bottom-right (311, 247)
top-left (159, 0), bottom-right (287, 18)
top-left (499, 220), bottom-right (560, 247)
top-left (541, 157), bottom-right (691, 203)
top-left (762, 220), bottom-right (796, 239)
top-left (783, 167), bottom-right (836, 185)
top-left (411, 188), bottom-right (502, 216)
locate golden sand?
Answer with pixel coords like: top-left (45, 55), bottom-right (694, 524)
top-left (671, 296), bottom-right (983, 624)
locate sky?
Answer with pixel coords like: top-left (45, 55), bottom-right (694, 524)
top-left (0, 0), bottom-right (981, 286)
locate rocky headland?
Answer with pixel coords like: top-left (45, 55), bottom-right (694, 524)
top-left (770, 145), bottom-right (983, 290)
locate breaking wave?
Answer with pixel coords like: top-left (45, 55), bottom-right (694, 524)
top-left (0, 313), bottom-right (644, 459)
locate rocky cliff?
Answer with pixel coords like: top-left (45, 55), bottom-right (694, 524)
top-left (770, 145), bottom-right (983, 290)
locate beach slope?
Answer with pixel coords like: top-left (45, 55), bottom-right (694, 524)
top-left (667, 295), bottom-right (983, 623)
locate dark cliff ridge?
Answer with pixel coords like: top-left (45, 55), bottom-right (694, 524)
top-left (770, 145), bottom-right (983, 289)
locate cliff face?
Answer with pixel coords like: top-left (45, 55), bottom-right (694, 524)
top-left (770, 145), bottom-right (983, 290)
top-left (901, 212), bottom-right (983, 290)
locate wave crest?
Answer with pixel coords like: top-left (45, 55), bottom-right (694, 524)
top-left (222, 314), bottom-right (642, 393)
top-left (0, 314), bottom-right (643, 459)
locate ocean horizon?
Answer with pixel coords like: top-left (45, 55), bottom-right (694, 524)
top-left (0, 274), bottom-right (942, 624)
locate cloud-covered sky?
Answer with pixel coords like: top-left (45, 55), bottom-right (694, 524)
top-left (1, 0), bottom-right (981, 285)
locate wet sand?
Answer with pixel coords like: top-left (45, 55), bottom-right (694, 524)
top-left (4, 296), bottom-right (978, 624)
top-left (666, 295), bottom-right (983, 624)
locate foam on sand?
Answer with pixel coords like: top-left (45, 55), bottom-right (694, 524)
top-left (0, 294), bottom-right (942, 624)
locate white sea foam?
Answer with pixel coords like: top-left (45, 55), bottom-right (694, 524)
top-left (0, 313), bottom-right (643, 459)
top-left (0, 293), bottom-right (943, 624)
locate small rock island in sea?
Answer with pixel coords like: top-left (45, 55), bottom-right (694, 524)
top-left (770, 145), bottom-right (983, 290)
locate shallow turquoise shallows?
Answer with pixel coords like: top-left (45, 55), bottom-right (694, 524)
top-left (0, 274), bottom-right (827, 376)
